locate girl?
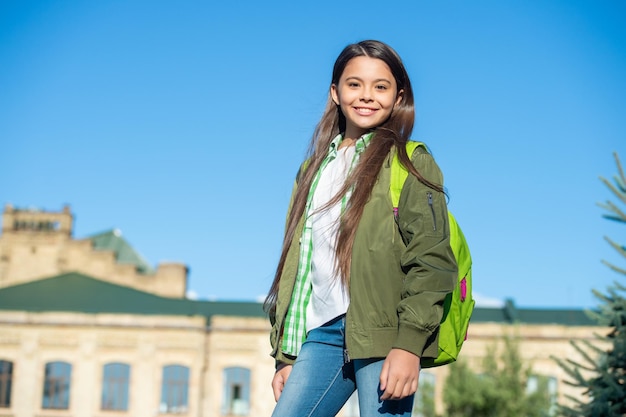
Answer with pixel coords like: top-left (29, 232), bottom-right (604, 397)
top-left (265, 40), bottom-right (457, 417)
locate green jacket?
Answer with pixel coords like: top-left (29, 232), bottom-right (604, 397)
top-left (269, 145), bottom-right (457, 366)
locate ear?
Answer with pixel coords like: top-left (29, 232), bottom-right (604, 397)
top-left (395, 89), bottom-right (404, 107)
top-left (330, 84), bottom-right (340, 106)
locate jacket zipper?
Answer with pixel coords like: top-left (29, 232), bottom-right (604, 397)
top-left (342, 315), bottom-right (350, 363)
top-left (427, 192), bottom-right (437, 231)
top-left (392, 207), bottom-right (399, 244)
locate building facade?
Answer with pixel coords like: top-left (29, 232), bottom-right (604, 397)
top-left (0, 205), bottom-right (598, 416)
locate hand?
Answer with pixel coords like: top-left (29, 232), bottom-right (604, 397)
top-left (379, 348), bottom-right (420, 400)
top-left (271, 363), bottom-right (292, 402)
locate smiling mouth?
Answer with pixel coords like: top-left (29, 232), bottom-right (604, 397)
top-left (354, 107), bottom-right (377, 115)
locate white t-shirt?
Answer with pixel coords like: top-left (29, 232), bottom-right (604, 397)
top-left (306, 145), bottom-right (355, 332)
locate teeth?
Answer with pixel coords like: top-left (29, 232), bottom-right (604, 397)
top-left (355, 108), bottom-right (375, 114)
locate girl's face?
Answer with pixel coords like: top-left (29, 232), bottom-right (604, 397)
top-left (331, 56), bottom-right (403, 140)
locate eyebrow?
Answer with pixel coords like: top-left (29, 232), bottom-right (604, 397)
top-left (344, 76), bottom-right (392, 84)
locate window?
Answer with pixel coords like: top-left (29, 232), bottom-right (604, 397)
top-left (527, 374), bottom-right (558, 415)
top-left (160, 365), bottom-right (189, 414)
top-left (413, 371), bottom-right (435, 417)
top-left (42, 361), bottom-right (72, 409)
top-left (14, 220), bottom-right (59, 231)
top-left (0, 360), bottom-right (12, 408)
top-left (222, 367), bottom-right (251, 416)
top-left (101, 363), bottom-right (130, 411)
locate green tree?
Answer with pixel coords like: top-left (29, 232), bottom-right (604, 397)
top-left (553, 152), bottom-right (626, 416)
top-left (444, 334), bottom-right (552, 417)
top-left (413, 374), bottom-right (436, 417)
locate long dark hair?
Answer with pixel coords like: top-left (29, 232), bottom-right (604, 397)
top-left (264, 40), bottom-right (442, 314)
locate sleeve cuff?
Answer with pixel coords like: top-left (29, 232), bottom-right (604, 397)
top-left (394, 322), bottom-right (439, 359)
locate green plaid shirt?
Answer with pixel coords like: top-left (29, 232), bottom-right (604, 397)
top-left (281, 132), bottom-right (373, 356)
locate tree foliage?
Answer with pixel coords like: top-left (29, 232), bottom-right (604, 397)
top-left (443, 334), bottom-right (552, 417)
top-left (413, 375), bottom-right (436, 417)
top-left (553, 152), bottom-right (626, 416)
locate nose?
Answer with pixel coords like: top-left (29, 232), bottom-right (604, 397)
top-left (360, 86), bottom-right (373, 102)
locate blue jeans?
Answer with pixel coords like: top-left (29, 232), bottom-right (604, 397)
top-left (272, 315), bottom-right (414, 417)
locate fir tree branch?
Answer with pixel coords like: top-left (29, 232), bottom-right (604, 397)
top-left (611, 151), bottom-right (626, 191)
top-left (578, 338), bottom-right (606, 356)
top-left (597, 200), bottom-right (626, 222)
top-left (600, 260), bottom-right (626, 276)
top-left (598, 182), bottom-right (626, 208)
top-left (603, 236), bottom-right (626, 258)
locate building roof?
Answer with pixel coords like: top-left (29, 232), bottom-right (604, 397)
top-left (471, 298), bottom-right (597, 326)
top-left (0, 272), bottom-right (265, 319)
top-left (86, 229), bottom-right (155, 274)
top-left (0, 273), bottom-right (597, 326)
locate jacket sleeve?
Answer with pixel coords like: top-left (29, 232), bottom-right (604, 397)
top-left (394, 148), bottom-right (457, 359)
top-left (269, 165), bottom-right (304, 368)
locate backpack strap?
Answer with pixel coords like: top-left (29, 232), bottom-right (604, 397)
top-left (390, 141), bottom-right (426, 210)
top-left (448, 211), bottom-right (472, 284)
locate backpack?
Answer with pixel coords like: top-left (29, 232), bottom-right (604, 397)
top-left (390, 141), bottom-right (475, 368)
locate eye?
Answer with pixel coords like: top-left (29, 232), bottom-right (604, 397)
top-left (375, 84), bottom-right (388, 90)
top-left (347, 81), bottom-right (360, 88)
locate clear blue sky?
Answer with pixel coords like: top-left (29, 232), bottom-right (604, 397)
top-left (1, 1), bottom-right (624, 308)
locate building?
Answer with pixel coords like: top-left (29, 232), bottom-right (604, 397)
top-left (0, 205), bottom-right (599, 416)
